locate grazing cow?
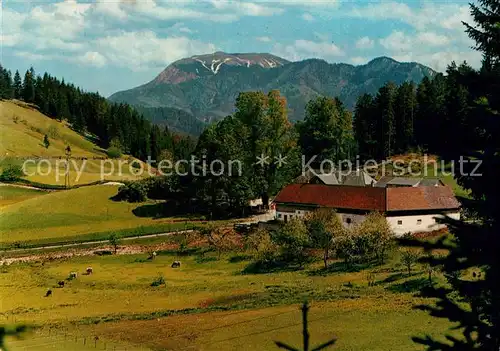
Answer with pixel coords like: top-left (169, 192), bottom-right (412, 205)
top-left (171, 261), bottom-right (181, 268)
top-left (86, 267), bottom-right (93, 275)
top-left (69, 272), bottom-right (78, 279)
top-left (45, 289), bottom-right (52, 297)
top-left (58, 281), bottom-right (65, 288)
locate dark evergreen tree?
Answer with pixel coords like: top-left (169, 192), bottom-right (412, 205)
top-left (13, 70), bottom-right (22, 99)
top-left (394, 81), bottom-right (416, 153)
top-left (353, 94), bottom-right (377, 160)
top-left (374, 82), bottom-right (397, 158)
top-left (22, 68), bottom-right (35, 103)
top-left (409, 1), bottom-right (500, 350)
top-left (0, 65), bottom-right (13, 99)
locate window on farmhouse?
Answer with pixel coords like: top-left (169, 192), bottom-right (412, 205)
top-left (397, 220), bottom-right (403, 225)
top-left (346, 218), bottom-right (352, 224)
top-left (417, 219), bottom-right (422, 225)
top-left (278, 213), bottom-right (282, 218)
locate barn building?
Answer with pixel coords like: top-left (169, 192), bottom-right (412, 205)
top-left (272, 184), bottom-right (460, 236)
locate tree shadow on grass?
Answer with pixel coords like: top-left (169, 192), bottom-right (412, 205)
top-left (241, 260), bottom-right (305, 275)
top-left (386, 277), bottom-right (429, 293)
top-left (307, 260), bottom-right (381, 276)
top-left (376, 271), bottom-right (422, 285)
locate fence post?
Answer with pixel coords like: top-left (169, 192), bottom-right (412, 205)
top-left (84, 337), bottom-right (87, 345)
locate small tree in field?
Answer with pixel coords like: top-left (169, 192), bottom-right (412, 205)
top-left (336, 212), bottom-right (393, 265)
top-left (43, 134), bottom-right (50, 149)
top-left (109, 234), bottom-right (121, 254)
top-left (246, 228), bottom-right (278, 263)
top-left (400, 249), bottom-right (420, 276)
top-left (200, 225), bottom-right (237, 259)
top-left (305, 208), bottom-right (344, 268)
top-left (274, 218), bottom-right (310, 266)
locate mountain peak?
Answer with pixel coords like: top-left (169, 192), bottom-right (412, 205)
top-left (152, 52), bottom-right (289, 84)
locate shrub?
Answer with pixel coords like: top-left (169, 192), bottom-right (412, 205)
top-left (336, 212), bottom-right (393, 265)
top-left (47, 124), bottom-right (60, 139)
top-left (273, 218), bottom-right (310, 266)
top-left (151, 274), bottom-right (165, 287)
top-left (0, 164), bottom-right (23, 181)
top-left (115, 182), bottom-right (148, 202)
top-left (107, 146), bottom-right (122, 159)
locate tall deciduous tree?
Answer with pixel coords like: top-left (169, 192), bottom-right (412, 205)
top-left (298, 96), bottom-right (354, 164)
top-left (234, 90), bottom-right (298, 208)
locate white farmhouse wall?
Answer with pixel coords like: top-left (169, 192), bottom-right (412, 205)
top-left (275, 206), bottom-right (460, 236)
top-left (275, 209), bottom-right (365, 229)
top-left (387, 212), bottom-right (460, 236)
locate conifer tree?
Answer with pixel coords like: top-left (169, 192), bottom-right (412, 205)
top-left (13, 70), bottom-right (22, 99)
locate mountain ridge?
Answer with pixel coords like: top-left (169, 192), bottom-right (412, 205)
top-left (109, 52), bottom-right (436, 134)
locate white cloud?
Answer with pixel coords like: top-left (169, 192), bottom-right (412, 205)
top-left (379, 31), bottom-right (412, 52)
top-left (416, 32), bottom-right (450, 47)
top-left (92, 0), bottom-right (128, 20)
top-left (28, 0), bottom-right (91, 40)
top-left (393, 51), bottom-right (482, 72)
top-left (95, 31), bottom-right (217, 70)
top-left (273, 39), bottom-right (344, 62)
top-left (355, 36), bottom-right (374, 50)
top-left (349, 2), bottom-right (473, 32)
top-left (302, 13), bottom-right (314, 21)
top-left (262, 0), bottom-right (338, 7)
top-left (76, 51), bottom-right (107, 68)
top-left (350, 56), bottom-right (368, 65)
top-left (209, 0), bottom-right (284, 17)
top-left (256, 36), bottom-right (272, 42)
top-left (379, 30), bottom-right (481, 71)
top-left (0, 7), bottom-right (26, 47)
top-left (125, 0), bottom-right (238, 22)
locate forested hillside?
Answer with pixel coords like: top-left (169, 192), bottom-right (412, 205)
top-left (109, 53), bottom-right (436, 133)
top-left (0, 65), bottom-right (195, 162)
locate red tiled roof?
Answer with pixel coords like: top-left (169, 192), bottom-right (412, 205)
top-left (386, 186), bottom-right (460, 211)
top-left (273, 184), bottom-right (386, 211)
top-left (274, 184), bottom-right (460, 212)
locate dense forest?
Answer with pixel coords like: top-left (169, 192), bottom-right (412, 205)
top-left (353, 62), bottom-right (474, 161)
top-left (0, 66), bottom-right (195, 161)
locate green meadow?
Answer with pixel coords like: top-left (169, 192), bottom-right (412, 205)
top-left (1, 246), bottom-right (459, 351)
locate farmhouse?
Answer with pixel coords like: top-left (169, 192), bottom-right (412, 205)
top-left (273, 184), bottom-right (460, 236)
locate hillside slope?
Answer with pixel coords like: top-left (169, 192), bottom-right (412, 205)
top-left (0, 100), bottom-right (145, 185)
top-left (0, 100), bottom-right (105, 157)
top-left (109, 53), bottom-right (436, 130)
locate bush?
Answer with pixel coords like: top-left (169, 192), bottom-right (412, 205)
top-left (151, 274), bottom-right (165, 287)
top-left (273, 218), bottom-right (310, 266)
top-left (336, 212), bottom-right (393, 265)
top-left (48, 124), bottom-right (60, 139)
top-left (107, 146), bottom-right (122, 159)
top-left (0, 164), bottom-right (23, 181)
top-left (115, 182), bottom-right (148, 202)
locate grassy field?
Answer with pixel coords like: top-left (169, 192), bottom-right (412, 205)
top-left (0, 185), bottom-right (48, 207)
top-left (0, 184), bottom-right (192, 246)
top-left (0, 100), bottom-right (100, 158)
top-left (0, 100), bottom-right (146, 185)
top-left (0, 246), bottom-right (459, 351)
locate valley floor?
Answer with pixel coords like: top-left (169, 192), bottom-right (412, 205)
top-left (1, 241), bottom-right (459, 351)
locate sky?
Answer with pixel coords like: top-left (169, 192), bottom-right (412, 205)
top-left (1, 0), bottom-right (482, 97)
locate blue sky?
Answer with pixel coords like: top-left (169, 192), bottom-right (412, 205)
top-left (1, 0), bottom-right (481, 97)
